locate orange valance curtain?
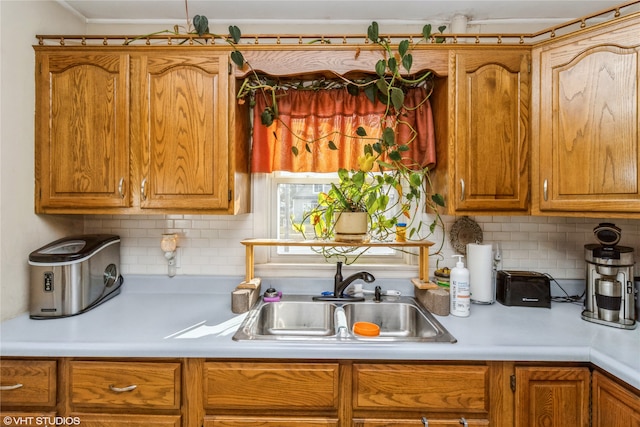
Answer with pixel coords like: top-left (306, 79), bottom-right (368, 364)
top-left (251, 87), bottom-right (437, 173)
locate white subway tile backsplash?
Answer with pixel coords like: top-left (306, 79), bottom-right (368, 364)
top-left (84, 214), bottom-right (640, 281)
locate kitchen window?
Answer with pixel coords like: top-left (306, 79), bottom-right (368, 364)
top-left (253, 172), bottom-right (411, 269)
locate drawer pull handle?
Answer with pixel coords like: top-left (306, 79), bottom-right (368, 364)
top-left (543, 179), bottom-right (548, 201)
top-left (118, 177), bottom-right (125, 199)
top-left (459, 417), bottom-right (468, 427)
top-left (460, 179), bottom-right (465, 201)
top-left (109, 384), bottom-right (137, 393)
top-left (140, 178), bottom-right (148, 201)
top-left (0, 383), bottom-right (23, 391)
top-left (421, 417), bottom-right (428, 426)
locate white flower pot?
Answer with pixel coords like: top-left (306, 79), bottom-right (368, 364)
top-left (334, 211), bottom-right (370, 243)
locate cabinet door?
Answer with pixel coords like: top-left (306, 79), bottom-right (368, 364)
top-left (35, 51), bottom-right (130, 211)
top-left (533, 16), bottom-right (640, 216)
top-left (133, 52), bottom-right (230, 210)
top-left (451, 49), bottom-right (530, 213)
top-left (514, 366), bottom-right (589, 427)
top-left (592, 370), bottom-right (640, 427)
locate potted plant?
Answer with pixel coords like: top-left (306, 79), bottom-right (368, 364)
top-left (135, 13), bottom-right (447, 263)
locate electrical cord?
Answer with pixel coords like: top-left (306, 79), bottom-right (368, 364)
top-left (543, 273), bottom-right (585, 305)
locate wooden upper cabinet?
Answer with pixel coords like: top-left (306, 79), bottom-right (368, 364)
top-left (35, 51), bottom-right (130, 211)
top-left (443, 48), bottom-right (530, 214)
top-left (531, 14), bottom-right (640, 217)
top-left (131, 52), bottom-right (230, 210)
top-left (34, 47), bottom-right (250, 214)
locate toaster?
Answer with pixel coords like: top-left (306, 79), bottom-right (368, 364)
top-left (28, 234), bottom-right (123, 319)
top-left (496, 270), bottom-right (551, 308)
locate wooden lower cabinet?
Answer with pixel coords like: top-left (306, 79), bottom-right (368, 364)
top-left (514, 366), bottom-right (590, 427)
top-left (592, 370), bottom-right (640, 427)
top-left (0, 359), bottom-right (58, 424)
top-left (201, 361), bottom-right (340, 426)
top-left (3, 358), bottom-right (639, 427)
top-left (353, 420), bottom-right (488, 426)
top-left (352, 363), bottom-right (493, 426)
top-left (67, 360), bottom-right (182, 427)
top-left (204, 417), bottom-right (338, 426)
top-left (68, 414), bottom-right (181, 427)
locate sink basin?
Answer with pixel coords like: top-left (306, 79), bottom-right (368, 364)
top-left (233, 297), bottom-right (338, 340)
top-left (233, 295), bottom-right (456, 343)
top-left (343, 301), bottom-right (456, 342)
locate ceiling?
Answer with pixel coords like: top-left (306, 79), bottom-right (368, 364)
top-left (59, 0), bottom-right (631, 25)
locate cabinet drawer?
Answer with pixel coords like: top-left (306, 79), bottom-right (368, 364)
top-left (69, 361), bottom-right (180, 410)
top-left (69, 414), bottom-right (181, 427)
top-left (354, 419), bottom-right (489, 426)
top-left (0, 360), bottom-right (57, 407)
top-left (353, 364), bottom-right (489, 413)
top-left (204, 416), bottom-right (339, 426)
top-left (204, 362), bottom-right (339, 410)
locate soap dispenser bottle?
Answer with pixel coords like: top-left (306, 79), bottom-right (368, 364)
top-left (450, 255), bottom-right (471, 317)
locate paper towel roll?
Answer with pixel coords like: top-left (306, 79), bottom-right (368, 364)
top-left (467, 243), bottom-right (494, 304)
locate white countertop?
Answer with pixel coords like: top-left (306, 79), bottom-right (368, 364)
top-left (1, 275), bottom-right (638, 390)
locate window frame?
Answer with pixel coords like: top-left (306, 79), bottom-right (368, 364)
top-left (252, 172), bottom-right (419, 279)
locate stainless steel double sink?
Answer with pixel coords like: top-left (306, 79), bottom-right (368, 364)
top-left (232, 295), bottom-right (457, 343)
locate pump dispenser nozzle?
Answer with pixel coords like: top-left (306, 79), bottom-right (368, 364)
top-left (452, 254), bottom-right (465, 268)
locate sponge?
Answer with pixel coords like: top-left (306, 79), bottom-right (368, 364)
top-left (413, 279), bottom-right (450, 316)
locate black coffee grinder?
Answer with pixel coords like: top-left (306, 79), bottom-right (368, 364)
top-left (582, 223), bottom-right (636, 329)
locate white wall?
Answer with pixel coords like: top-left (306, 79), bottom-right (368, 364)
top-left (0, 1), bottom-right (86, 321)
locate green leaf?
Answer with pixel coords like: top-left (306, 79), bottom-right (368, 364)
top-left (422, 24), bottom-right (432, 40)
top-left (382, 127), bottom-right (395, 146)
top-left (291, 146), bottom-right (299, 156)
top-left (328, 141), bottom-right (338, 150)
top-left (372, 142), bottom-right (383, 154)
top-left (398, 40), bottom-right (409, 57)
top-left (228, 25), bottom-right (242, 43)
top-left (347, 84), bottom-right (359, 96)
top-left (376, 78), bottom-right (389, 94)
top-left (390, 87), bottom-right (404, 110)
top-left (410, 172), bottom-right (423, 187)
top-left (397, 144), bottom-right (410, 152)
top-left (431, 193), bottom-right (446, 207)
top-left (356, 127), bottom-right (367, 137)
top-left (364, 85), bottom-right (377, 104)
top-left (193, 15), bottom-right (209, 36)
top-left (375, 59), bottom-right (386, 77)
top-left (367, 21), bottom-right (379, 43)
top-left (305, 143), bottom-right (312, 153)
top-left (389, 150), bottom-right (402, 161)
top-left (260, 108), bottom-right (274, 126)
top-left (438, 25), bottom-right (447, 34)
top-left (230, 51), bottom-right (245, 68)
top-left (388, 57), bottom-right (398, 74)
top-left (402, 53), bottom-right (413, 73)
top-left (364, 144), bottom-right (373, 156)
